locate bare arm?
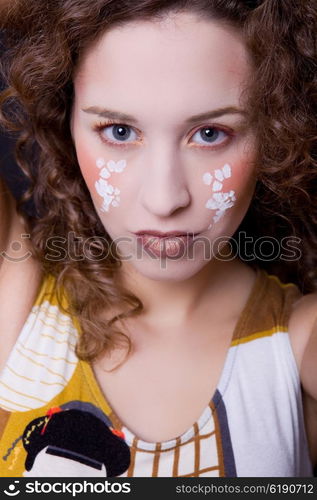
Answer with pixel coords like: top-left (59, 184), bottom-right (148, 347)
top-left (301, 311), bottom-right (317, 467)
top-left (0, 178), bottom-right (11, 254)
top-left (289, 293), bottom-right (317, 466)
top-left (0, 178), bottom-right (41, 371)
top-left (301, 314), bottom-right (317, 401)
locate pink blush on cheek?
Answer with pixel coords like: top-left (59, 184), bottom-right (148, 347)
top-left (75, 146), bottom-right (128, 213)
top-left (75, 147), bottom-right (100, 193)
top-left (204, 158), bottom-right (256, 229)
top-left (75, 150), bottom-right (113, 212)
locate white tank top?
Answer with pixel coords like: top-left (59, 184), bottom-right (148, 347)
top-left (0, 269), bottom-right (313, 477)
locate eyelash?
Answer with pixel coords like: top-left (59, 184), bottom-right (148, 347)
top-left (93, 120), bottom-right (235, 150)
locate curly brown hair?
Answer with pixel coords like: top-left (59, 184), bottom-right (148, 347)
top-left (0, 0), bottom-right (316, 363)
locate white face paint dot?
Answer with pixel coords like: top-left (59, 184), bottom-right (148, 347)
top-left (213, 210), bottom-right (224, 223)
top-left (115, 159), bottom-right (127, 173)
top-left (212, 180), bottom-right (223, 192)
top-left (213, 193), bottom-right (223, 202)
top-left (205, 198), bottom-right (216, 210)
top-left (222, 163), bottom-right (232, 179)
top-left (95, 159), bottom-right (127, 212)
top-left (229, 190), bottom-right (236, 200)
top-left (107, 161), bottom-right (115, 172)
top-left (204, 163), bottom-right (234, 228)
top-left (100, 193), bottom-right (114, 212)
top-left (203, 172), bottom-right (213, 186)
top-left (214, 169), bottom-right (224, 182)
top-left (95, 178), bottom-right (109, 197)
top-left (107, 159), bottom-right (127, 173)
top-left (96, 158), bottom-right (106, 169)
top-left (100, 167), bottom-right (111, 179)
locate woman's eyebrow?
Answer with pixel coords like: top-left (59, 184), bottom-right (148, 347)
top-left (83, 107), bottom-right (138, 123)
top-left (82, 106), bottom-right (245, 124)
top-left (185, 107), bottom-right (246, 124)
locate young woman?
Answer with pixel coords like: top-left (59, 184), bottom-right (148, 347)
top-left (0, 0), bottom-right (316, 477)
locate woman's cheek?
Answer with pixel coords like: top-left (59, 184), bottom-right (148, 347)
top-left (202, 163), bottom-right (236, 227)
top-left (75, 146), bottom-right (99, 192)
top-left (94, 156), bottom-right (127, 213)
top-left (230, 156), bottom-right (257, 204)
top-left (201, 158), bottom-right (256, 230)
top-left (76, 146), bottom-right (130, 214)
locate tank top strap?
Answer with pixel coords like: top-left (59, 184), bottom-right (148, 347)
top-left (231, 269), bottom-right (301, 345)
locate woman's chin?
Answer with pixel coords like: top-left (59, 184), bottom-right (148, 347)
top-left (123, 256), bottom-right (208, 283)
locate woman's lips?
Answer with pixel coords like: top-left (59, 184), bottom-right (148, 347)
top-left (135, 233), bottom-right (196, 258)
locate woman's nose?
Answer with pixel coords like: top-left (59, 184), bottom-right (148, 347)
top-left (139, 149), bottom-right (191, 217)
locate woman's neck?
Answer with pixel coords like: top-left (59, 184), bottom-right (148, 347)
top-left (118, 256), bottom-right (248, 329)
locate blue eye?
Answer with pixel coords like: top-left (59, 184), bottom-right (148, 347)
top-left (191, 127), bottom-right (228, 146)
top-left (101, 124), bottom-right (138, 143)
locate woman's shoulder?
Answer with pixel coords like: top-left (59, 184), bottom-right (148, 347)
top-left (289, 291), bottom-right (317, 337)
top-left (232, 264), bottom-right (301, 339)
top-left (27, 272), bottom-right (80, 334)
top-left (0, 267), bottom-right (81, 422)
top-left (288, 290), bottom-right (317, 378)
top-left (252, 269), bottom-right (316, 366)
top-left (0, 258), bottom-right (78, 372)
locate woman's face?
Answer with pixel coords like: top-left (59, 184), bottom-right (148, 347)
top-left (72, 12), bottom-right (256, 281)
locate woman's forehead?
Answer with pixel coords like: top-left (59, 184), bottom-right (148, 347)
top-left (74, 12), bottom-right (251, 121)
